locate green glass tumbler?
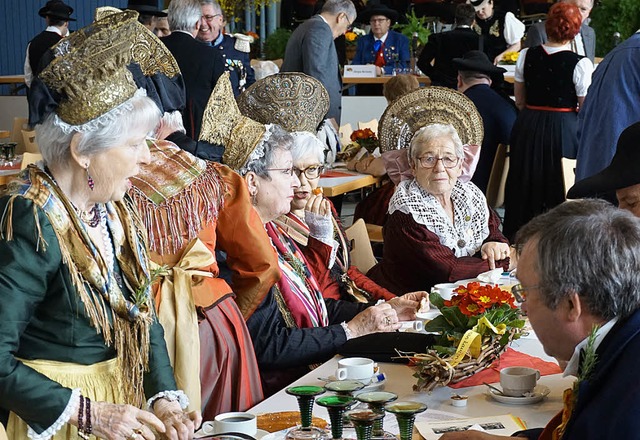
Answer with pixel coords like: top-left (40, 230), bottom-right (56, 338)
top-left (316, 395), bottom-right (356, 440)
top-left (384, 401), bottom-right (427, 440)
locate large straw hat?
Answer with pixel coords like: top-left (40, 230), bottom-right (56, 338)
top-left (378, 86), bottom-right (483, 152)
top-left (199, 73), bottom-right (269, 171)
top-left (237, 73), bottom-right (329, 133)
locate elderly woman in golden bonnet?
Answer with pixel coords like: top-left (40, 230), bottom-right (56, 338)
top-left (202, 75), bottom-right (425, 395)
top-left (367, 87), bottom-right (512, 295)
top-left (0, 11), bottom-right (199, 440)
top-left (238, 72), bottom-right (400, 301)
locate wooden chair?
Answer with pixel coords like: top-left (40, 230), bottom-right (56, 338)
top-left (358, 118), bottom-right (379, 135)
top-left (345, 219), bottom-right (378, 274)
top-left (21, 152), bottom-right (43, 170)
top-left (21, 129), bottom-right (40, 154)
top-left (562, 158), bottom-right (577, 196)
top-left (365, 223), bottom-right (384, 243)
top-left (0, 422), bottom-right (8, 440)
top-left (339, 123), bottom-right (354, 146)
top-left (11, 117), bottom-right (29, 154)
top-left (486, 144), bottom-right (509, 208)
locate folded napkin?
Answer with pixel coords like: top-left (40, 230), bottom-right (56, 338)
top-left (320, 170), bottom-right (356, 178)
top-left (477, 268), bottom-right (504, 284)
top-left (449, 347), bottom-right (562, 388)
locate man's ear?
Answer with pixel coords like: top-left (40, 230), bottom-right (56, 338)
top-left (566, 291), bottom-right (583, 322)
top-left (244, 171), bottom-right (259, 197)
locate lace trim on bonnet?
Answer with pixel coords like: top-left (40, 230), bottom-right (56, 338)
top-left (389, 179), bottom-right (490, 257)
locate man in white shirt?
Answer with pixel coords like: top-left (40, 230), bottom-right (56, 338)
top-left (524, 0), bottom-right (596, 61)
top-left (24, 0), bottom-right (75, 88)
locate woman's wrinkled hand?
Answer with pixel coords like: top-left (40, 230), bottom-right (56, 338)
top-left (91, 401), bottom-right (165, 440)
top-left (305, 193), bottom-right (331, 217)
top-left (481, 242), bottom-right (510, 270)
top-left (153, 399), bottom-right (201, 440)
top-left (387, 291), bottom-right (427, 321)
top-left (347, 302), bottom-right (400, 338)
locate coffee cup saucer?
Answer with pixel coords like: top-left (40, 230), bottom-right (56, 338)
top-left (487, 384), bottom-right (550, 405)
top-left (194, 424), bottom-right (269, 439)
top-left (319, 373), bottom-right (386, 392)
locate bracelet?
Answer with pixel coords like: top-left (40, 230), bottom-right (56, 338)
top-left (340, 321), bottom-right (354, 340)
top-left (85, 396), bottom-right (93, 436)
top-left (77, 395), bottom-right (92, 440)
top-left (77, 395), bottom-right (84, 435)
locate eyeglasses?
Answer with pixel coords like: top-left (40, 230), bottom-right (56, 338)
top-left (266, 167), bottom-right (295, 176)
top-left (370, 18), bottom-right (390, 24)
top-left (202, 14), bottom-right (222, 22)
top-left (417, 155), bottom-right (461, 169)
top-left (343, 13), bottom-right (354, 31)
top-left (293, 165), bottom-right (324, 180)
top-left (510, 284), bottom-right (540, 303)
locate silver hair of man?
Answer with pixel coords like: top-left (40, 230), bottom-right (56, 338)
top-left (36, 95), bottom-right (160, 168)
top-left (321, 0), bottom-right (357, 19)
top-left (515, 199), bottom-right (640, 321)
top-left (290, 131), bottom-right (325, 165)
top-left (200, 0), bottom-right (222, 14)
top-left (242, 125), bottom-right (294, 179)
top-left (408, 123), bottom-right (465, 165)
top-left (168, 0), bottom-right (202, 32)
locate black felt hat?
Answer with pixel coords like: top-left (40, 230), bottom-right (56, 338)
top-left (127, 0), bottom-right (168, 17)
top-left (567, 122), bottom-right (640, 199)
top-left (359, 4), bottom-right (399, 23)
top-left (38, 0), bottom-right (76, 21)
top-left (452, 50), bottom-right (506, 75)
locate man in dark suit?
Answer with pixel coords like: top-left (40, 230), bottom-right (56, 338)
top-left (445, 199), bottom-right (640, 440)
top-left (126, 0), bottom-right (168, 34)
top-left (524, 0), bottom-right (595, 61)
top-left (161, 0), bottom-right (225, 140)
top-left (418, 3), bottom-right (479, 89)
top-left (281, 0), bottom-right (357, 123)
top-left (24, 0), bottom-right (75, 88)
top-left (453, 50), bottom-right (517, 193)
top-left (196, 0), bottom-right (256, 96)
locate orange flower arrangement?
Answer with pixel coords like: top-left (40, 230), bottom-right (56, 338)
top-left (446, 282), bottom-right (517, 316)
top-left (349, 128), bottom-right (379, 153)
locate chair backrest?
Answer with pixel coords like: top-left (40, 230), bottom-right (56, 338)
top-left (22, 129), bottom-right (40, 154)
top-left (0, 422), bottom-right (8, 440)
top-left (486, 144), bottom-right (509, 208)
top-left (11, 117), bottom-right (29, 154)
top-left (344, 218), bottom-right (378, 274)
top-left (339, 123), bottom-right (354, 147)
top-left (21, 152), bottom-right (43, 170)
top-left (562, 158), bottom-right (577, 196)
top-left (358, 118), bottom-right (379, 135)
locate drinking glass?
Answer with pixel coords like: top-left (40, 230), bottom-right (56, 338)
top-left (345, 409), bottom-right (384, 440)
top-left (316, 395), bottom-right (356, 440)
top-left (384, 401), bottom-right (427, 440)
top-left (285, 386), bottom-right (329, 440)
top-left (356, 392), bottom-right (397, 440)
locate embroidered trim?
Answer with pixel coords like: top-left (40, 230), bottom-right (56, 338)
top-left (146, 390), bottom-right (190, 410)
top-left (340, 321), bottom-right (354, 340)
top-left (52, 89), bottom-right (147, 134)
top-left (304, 211), bottom-right (334, 246)
top-left (389, 179), bottom-right (490, 257)
top-left (27, 388), bottom-right (81, 440)
top-left (238, 124), bottom-right (275, 176)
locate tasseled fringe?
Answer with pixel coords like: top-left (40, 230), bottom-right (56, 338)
top-left (0, 196), bottom-right (48, 251)
top-left (115, 313), bottom-right (151, 407)
top-left (130, 162), bottom-right (226, 255)
top-left (272, 285), bottom-right (297, 329)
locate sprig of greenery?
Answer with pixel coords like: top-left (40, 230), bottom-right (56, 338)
top-left (576, 325), bottom-right (600, 386)
top-left (134, 265), bottom-right (168, 307)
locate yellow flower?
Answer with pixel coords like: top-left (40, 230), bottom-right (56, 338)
top-left (345, 31), bottom-right (357, 42)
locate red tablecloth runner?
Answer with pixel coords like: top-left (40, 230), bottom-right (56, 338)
top-left (320, 170), bottom-right (355, 178)
top-left (449, 347), bottom-right (562, 388)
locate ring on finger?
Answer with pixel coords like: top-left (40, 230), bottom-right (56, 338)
top-left (384, 316), bottom-right (391, 326)
top-left (129, 434), bottom-right (139, 440)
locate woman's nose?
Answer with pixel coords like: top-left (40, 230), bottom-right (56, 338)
top-left (138, 140), bottom-right (152, 165)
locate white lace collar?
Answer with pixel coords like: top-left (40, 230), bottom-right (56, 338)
top-left (389, 179), bottom-right (490, 257)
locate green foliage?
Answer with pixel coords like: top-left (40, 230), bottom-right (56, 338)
top-left (392, 10), bottom-right (432, 48)
top-left (264, 28), bottom-right (292, 60)
top-left (590, 0), bottom-right (640, 57)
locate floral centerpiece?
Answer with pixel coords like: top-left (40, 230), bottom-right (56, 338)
top-left (337, 128), bottom-right (379, 161)
top-left (345, 27), bottom-right (366, 47)
top-left (501, 51), bottom-right (520, 65)
top-left (405, 282), bottom-right (525, 392)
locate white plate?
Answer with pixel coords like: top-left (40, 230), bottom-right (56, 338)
top-left (259, 428), bottom-right (289, 440)
top-left (194, 427), bottom-right (269, 439)
top-left (415, 309), bottom-right (441, 321)
top-left (320, 374), bottom-right (386, 392)
top-left (487, 384), bottom-right (550, 405)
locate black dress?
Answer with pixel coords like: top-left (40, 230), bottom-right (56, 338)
top-left (502, 46), bottom-right (582, 240)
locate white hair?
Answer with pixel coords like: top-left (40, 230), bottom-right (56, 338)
top-left (408, 123), bottom-right (464, 164)
top-left (168, 0), bottom-right (202, 32)
top-left (290, 131), bottom-right (325, 164)
top-left (36, 95), bottom-right (161, 168)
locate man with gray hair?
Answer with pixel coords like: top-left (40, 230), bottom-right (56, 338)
top-left (161, 0), bottom-right (225, 140)
top-left (281, 0), bottom-right (357, 123)
top-left (524, 0), bottom-right (595, 61)
top-left (441, 199), bottom-right (640, 439)
top-left (196, 0), bottom-right (255, 96)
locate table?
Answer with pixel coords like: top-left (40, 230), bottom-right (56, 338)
top-left (343, 75), bottom-right (431, 86)
top-left (249, 334), bottom-right (573, 436)
top-left (0, 169), bottom-right (20, 186)
top-left (319, 171), bottom-right (381, 197)
top-left (0, 75), bottom-right (26, 96)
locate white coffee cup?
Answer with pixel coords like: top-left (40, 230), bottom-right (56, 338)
top-left (432, 283), bottom-right (459, 301)
top-left (213, 412), bottom-right (257, 435)
top-left (499, 367), bottom-right (540, 397)
top-left (335, 357), bottom-right (375, 380)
